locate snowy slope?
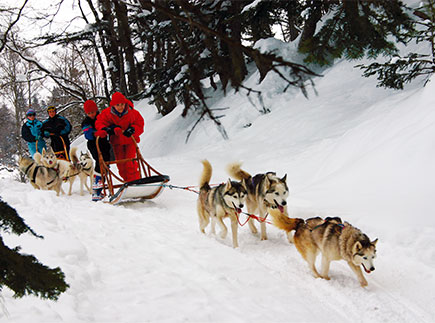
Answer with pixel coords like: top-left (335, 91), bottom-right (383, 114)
top-left (1, 38), bottom-right (435, 322)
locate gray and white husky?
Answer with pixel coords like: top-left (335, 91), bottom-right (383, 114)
top-left (270, 210), bottom-right (378, 287)
top-left (18, 156), bottom-right (63, 196)
top-left (227, 162), bottom-right (289, 241)
top-left (197, 160), bottom-right (247, 248)
top-left (36, 147), bottom-right (78, 195)
top-left (71, 148), bottom-right (93, 196)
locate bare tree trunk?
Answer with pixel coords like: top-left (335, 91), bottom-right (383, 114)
top-left (99, 0), bottom-right (123, 92)
top-left (114, 0), bottom-right (138, 95)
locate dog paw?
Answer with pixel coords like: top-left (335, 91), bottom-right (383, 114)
top-left (360, 280), bottom-right (368, 287)
top-left (321, 275), bottom-right (331, 280)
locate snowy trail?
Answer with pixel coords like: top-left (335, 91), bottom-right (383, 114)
top-left (2, 167), bottom-right (434, 322)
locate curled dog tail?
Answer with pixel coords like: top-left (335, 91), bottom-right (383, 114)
top-left (70, 147), bottom-right (79, 164)
top-left (269, 209), bottom-right (304, 233)
top-left (199, 160), bottom-right (212, 189)
top-left (226, 162), bottom-right (251, 180)
top-left (33, 152), bottom-right (42, 165)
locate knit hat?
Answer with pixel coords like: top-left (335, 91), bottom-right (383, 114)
top-left (84, 100), bottom-right (98, 114)
top-left (110, 92), bottom-right (134, 108)
top-left (26, 109), bottom-right (36, 116)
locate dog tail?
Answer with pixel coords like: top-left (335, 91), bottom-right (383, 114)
top-left (70, 147), bottom-right (79, 164)
top-left (199, 160), bottom-right (212, 189)
top-left (269, 209), bottom-right (304, 233)
top-left (226, 162), bottom-right (251, 181)
top-left (33, 152), bottom-right (42, 165)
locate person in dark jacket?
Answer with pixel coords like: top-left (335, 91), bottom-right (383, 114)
top-left (81, 100), bottom-right (112, 201)
top-left (41, 105), bottom-right (72, 159)
top-left (21, 108), bottom-right (46, 157)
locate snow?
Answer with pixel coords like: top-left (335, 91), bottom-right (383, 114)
top-left (2, 38), bottom-right (435, 322)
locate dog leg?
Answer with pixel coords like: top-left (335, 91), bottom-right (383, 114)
top-left (84, 177), bottom-right (92, 194)
top-left (30, 182), bottom-right (40, 190)
top-left (247, 204), bottom-right (258, 234)
top-left (68, 181), bottom-right (73, 195)
top-left (197, 202), bottom-right (209, 233)
top-left (320, 256), bottom-right (331, 280)
top-left (347, 262), bottom-right (368, 287)
top-left (296, 242), bottom-right (321, 278)
top-left (230, 216), bottom-right (239, 248)
top-left (216, 216), bottom-right (228, 239)
top-left (259, 207), bottom-right (268, 240)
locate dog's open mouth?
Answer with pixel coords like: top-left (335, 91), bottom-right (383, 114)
top-left (273, 200), bottom-right (284, 213)
top-left (362, 264), bottom-right (371, 274)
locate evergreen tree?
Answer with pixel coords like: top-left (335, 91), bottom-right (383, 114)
top-left (358, 0), bottom-right (435, 89)
top-left (0, 198), bottom-right (69, 300)
top-left (299, 0), bottom-right (414, 66)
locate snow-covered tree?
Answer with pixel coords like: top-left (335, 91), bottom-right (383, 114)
top-left (359, 0), bottom-right (435, 89)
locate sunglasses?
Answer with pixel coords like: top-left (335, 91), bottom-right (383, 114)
top-left (27, 113), bottom-right (36, 117)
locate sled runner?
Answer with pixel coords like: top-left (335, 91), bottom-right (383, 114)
top-left (96, 136), bottom-right (170, 204)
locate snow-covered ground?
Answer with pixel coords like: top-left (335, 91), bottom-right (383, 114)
top-left (1, 38), bottom-right (435, 322)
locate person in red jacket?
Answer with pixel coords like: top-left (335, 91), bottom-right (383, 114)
top-left (94, 92), bottom-right (144, 182)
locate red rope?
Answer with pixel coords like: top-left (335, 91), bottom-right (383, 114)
top-left (235, 211), bottom-right (272, 226)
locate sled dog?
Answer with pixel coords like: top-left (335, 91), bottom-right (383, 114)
top-left (269, 210), bottom-right (377, 287)
top-left (36, 147), bottom-right (78, 195)
top-left (227, 162), bottom-right (289, 241)
top-left (70, 147), bottom-right (93, 195)
top-left (197, 160), bottom-right (247, 248)
top-left (18, 156), bottom-right (63, 196)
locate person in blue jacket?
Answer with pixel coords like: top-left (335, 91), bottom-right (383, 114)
top-left (21, 108), bottom-right (47, 157)
top-left (81, 100), bottom-right (112, 201)
top-left (41, 105), bottom-right (72, 159)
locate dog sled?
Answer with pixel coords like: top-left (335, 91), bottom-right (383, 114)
top-left (96, 137), bottom-right (170, 204)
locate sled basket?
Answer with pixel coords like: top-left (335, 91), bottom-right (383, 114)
top-left (108, 175), bottom-right (170, 204)
top-left (53, 135), bottom-right (69, 161)
top-left (96, 136), bottom-right (170, 204)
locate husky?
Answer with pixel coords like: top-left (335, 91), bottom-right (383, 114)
top-left (36, 147), bottom-right (78, 195)
top-left (70, 148), bottom-right (93, 195)
top-left (197, 160), bottom-right (247, 248)
top-left (18, 156), bottom-right (63, 196)
top-left (269, 209), bottom-right (378, 287)
top-left (227, 162), bottom-right (289, 241)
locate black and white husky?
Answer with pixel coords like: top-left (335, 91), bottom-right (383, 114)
top-left (197, 160), bottom-right (247, 248)
top-left (227, 162), bottom-right (289, 241)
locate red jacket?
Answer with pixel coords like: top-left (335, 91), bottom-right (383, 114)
top-left (95, 106), bottom-right (144, 146)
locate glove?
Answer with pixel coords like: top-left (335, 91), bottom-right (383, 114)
top-left (94, 130), bottom-right (108, 138)
top-left (123, 126), bottom-right (135, 138)
top-left (102, 125), bottom-right (120, 136)
top-left (114, 127), bottom-right (123, 136)
top-left (44, 131), bottom-right (50, 138)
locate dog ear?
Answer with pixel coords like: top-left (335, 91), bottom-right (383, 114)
top-left (352, 241), bottom-right (362, 254)
top-left (42, 147), bottom-right (46, 154)
top-left (264, 175), bottom-right (271, 189)
top-left (281, 174), bottom-right (287, 182)
top-left (225, 179), bottom-right (232, 190)
top-left (371, 238), bottom-right (378, 246)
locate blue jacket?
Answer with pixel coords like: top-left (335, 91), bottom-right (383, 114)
top-left (21, 118), bottom-right (46, 157)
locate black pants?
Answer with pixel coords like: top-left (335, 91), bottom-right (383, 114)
top-left (87, 138), bottom-right (112, 174)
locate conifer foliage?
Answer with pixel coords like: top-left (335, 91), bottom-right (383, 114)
top-left (0, 198), bottom-right (69, 300)
top-left (359, 0), bottom-right (435, 89)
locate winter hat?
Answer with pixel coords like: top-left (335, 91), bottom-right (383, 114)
top-left (110, 92), bottom-right (134, 108)
top-left (26, 109), bottom-right (36, 116)
top-left (84, 100), bottom-right (98, 114)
